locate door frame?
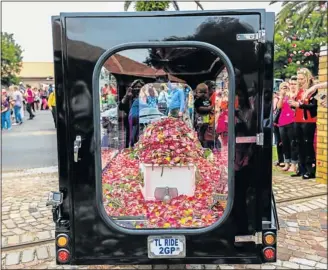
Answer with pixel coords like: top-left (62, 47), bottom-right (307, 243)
top-left (92, 41), bottom-right (236, 235)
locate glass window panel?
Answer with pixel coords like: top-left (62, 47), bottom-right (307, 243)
top-left (99, 48), bottom-right (229, 229)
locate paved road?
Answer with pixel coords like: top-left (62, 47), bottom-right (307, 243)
top-left (1, 110), bottom-right (58, 172)
top-left (1, 169), bottom-right (327, 269)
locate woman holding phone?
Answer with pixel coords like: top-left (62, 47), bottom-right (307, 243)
top-left (288, 68), bottom-right (317, 179)
top-left (276, 82), bottom-right (298, 172)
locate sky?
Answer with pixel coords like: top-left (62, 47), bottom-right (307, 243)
top-left (2, 1), bottom-right (282, 62)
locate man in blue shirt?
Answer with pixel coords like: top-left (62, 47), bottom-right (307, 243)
top-left (167, 82), bottom-right (185, 118)
top-left (48, 84), bottom-right (54, 95)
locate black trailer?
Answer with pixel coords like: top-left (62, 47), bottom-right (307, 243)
top-left (49, 9), bottom-right (279, 266)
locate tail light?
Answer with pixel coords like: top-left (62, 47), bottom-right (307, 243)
top-left (263, 232), bottom-right (276, 246)
top-left (56, 233), bottom-right (70, 264)
top-left (263, 247), bottom-right (276, 261)
top-left (57, 249), bottom-right (70, 263)
top-left (56, 234), bottom-right (69, 248)
top-left (262, 231), bottom-right (277, 262)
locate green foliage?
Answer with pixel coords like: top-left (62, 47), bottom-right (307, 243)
top-left (271, 1), bottom-right (327, 29)
top-left (124, 1), bottom-right (203, 11)
top-left (135, 1), bottom-right (170, 11)
top-left (274, 10), bottom-right (327, 79)
top-left (1, 32), bottom-right (23, 86)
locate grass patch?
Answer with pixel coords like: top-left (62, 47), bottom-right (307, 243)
top-left (272, 145), bottom-right (278, 163)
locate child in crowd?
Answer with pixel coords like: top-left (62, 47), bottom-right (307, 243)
top-left (194, 83), bottom-right (213, 148)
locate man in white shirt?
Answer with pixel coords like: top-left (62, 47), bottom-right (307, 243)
top-left (13, 86), bottom-right (23, 124)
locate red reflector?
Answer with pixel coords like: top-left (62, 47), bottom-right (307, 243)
top-left (263, 247), bottom-right (275, 260)
top-left (57, 249), bottom-right (70, 263)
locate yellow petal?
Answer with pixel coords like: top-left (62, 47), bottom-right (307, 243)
top-left (163, 223), bottom-right (171, 228)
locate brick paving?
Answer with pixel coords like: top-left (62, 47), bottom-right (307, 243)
top-left (1, 169), bottom-right (57, 249)
top-left (1, 169), bottom-right (327, 269)
top-left (272, 171), bottom-right (327, 202)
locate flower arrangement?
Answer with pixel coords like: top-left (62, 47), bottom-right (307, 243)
top-left (101, 117), bottom-right (229, 228)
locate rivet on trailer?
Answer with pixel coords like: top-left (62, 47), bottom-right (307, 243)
top-left (48, 9), bottom-right (279, 266)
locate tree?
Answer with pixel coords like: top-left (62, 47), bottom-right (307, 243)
top-left (1, 32), bottom-right (23, 86)
top-left (270, 1), bottom-right (327, 29)
top-left (124, 0), bottom-right (204, 12)
top-left (274, 10), bottom-right (327, 79)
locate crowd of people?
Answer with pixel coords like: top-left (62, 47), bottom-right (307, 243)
top-left (99, 79), bottom-right (229, 149)
top-left (273, 67), bottom-right (326, 180)
top-left (1, 83), bottom-right (56, 130)
top-left (101, 67), bottom-right (327, 181)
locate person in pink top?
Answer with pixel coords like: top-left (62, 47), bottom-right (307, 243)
top-left (25, 85), bottom-right (35, 119)
top-left (276, 82), bottom-right (298, 172)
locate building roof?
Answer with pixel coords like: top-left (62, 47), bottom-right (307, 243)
top-left (104, 54), bottom-right (185, 83)
top-left (104, 54), bottom-right (155, 78)
top-left (18, 62), bottom-right (54, 78)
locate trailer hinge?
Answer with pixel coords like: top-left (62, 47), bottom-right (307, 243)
top-left (235, 232), bottom-right (262, 245)
top-left (236, 29), bottom-right (266, 43)
top-left (256, 133), bottom-right (264, 145)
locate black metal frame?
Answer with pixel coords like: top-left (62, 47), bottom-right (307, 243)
top-left (92, 41), bottom-right (236, 235)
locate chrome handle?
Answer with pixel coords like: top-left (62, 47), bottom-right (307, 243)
top-left (74, 135), bottom-right (82, 162)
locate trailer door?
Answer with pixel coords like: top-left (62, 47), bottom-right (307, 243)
top-left (53, 10), bottom-right (275, 265)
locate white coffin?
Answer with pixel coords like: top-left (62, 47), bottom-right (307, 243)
top-left (139, 163), bottom-right (196, 201)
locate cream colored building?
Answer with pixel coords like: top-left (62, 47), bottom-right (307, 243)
top-left (18, 62), bottom-right (54, 87)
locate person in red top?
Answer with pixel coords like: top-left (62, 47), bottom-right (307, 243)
top-left (288, 68), bottom-right (317, 179)
top-left (110, 84), bottom-right (117, 96)
top-left (102, 84), bottom-right (109, 95)
top-left (25, 85), bottom-right (35, 120)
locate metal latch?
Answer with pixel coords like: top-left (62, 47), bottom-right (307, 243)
top-left (235, 232), bottom-right (262, 245)
top-left (74, 135), bottom-right (82, 162)
top-left (256, 133), bottom-right (264, 146)
top-left (154, 187), bottom-right (178, 202)
top-left (236, 29), bottom-right (266, 43)
top-left (46, 191), bottom-right (63, 223)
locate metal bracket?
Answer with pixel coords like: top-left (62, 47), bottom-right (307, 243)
top-left (256, 232), bottom-right (263, 244)
top-left (235, 232), bottom-right (262, 245)
top-left (46, 191), bottom-right (64, 224)
top-left (256, 133), bottom-right (264, 146)
top-left (236, 30), bottom-right (266, 43)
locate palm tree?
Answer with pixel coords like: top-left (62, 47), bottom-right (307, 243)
top-left (124, 0), bottom-right (204, 12)
top-left (270, 1), bottom-right (327, 28)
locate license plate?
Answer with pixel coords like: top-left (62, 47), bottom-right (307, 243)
top-left (148, 235), bottom-right (186, 258)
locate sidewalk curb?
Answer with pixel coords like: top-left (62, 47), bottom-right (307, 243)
top-left (2, 166), bottom-right (58, 176)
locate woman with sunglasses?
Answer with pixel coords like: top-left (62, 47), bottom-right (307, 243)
top-left (288, 68), bottom-right (317, 179)
top-left (276, 82), bottom-right (298, 172)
